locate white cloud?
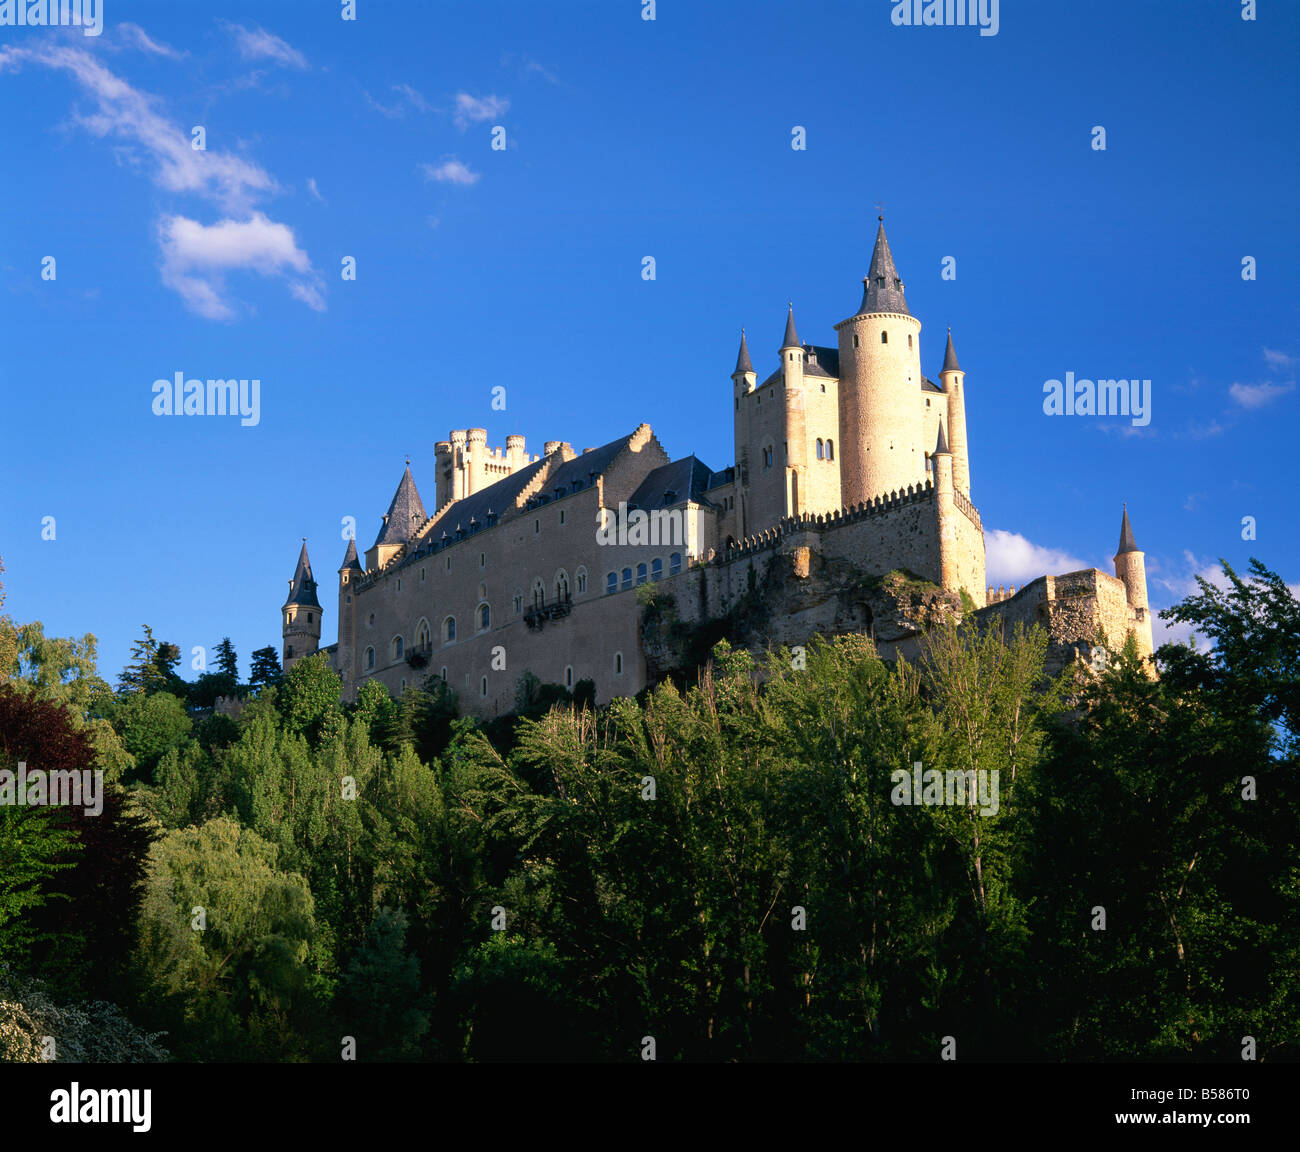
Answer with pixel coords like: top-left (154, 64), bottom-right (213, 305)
top-left (1263, 348), bottom-right (1297, 368)
top-left (453, 92), bottom-right (508, 129)
top-left (984, 529), bottom-right (1089, 587)
top-left (226, 23), bottom-right (307, 70)
top-left (307, 177), bottom-right (324, 202)
top-left (158, 213), bottom-right (323, 321)
top-left (420, 157), bottom-right (480, 186)
top-left (117, 23), bottom-right (186, 60)
top-left (365, 82), bottom-right (432, 119)
top-left (1229, 380), bottom-right (1295, 409)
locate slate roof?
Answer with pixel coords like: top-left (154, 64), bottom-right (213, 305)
top-left (934, 419), bottom-right (949, 455)
top-left (340, 537), bottom-right (362, 571)
top-left (286, 541), bottom-right (321, 608)
top-left (856, 219), bottom-right (911, 316)
top-left (782, 305), bottom-right (800, 349)
top-left (628, 455), bottom-right (715, 510)
top-left (373, 464), bottom-right (428, 548)
top-left (942, 329), bottom-right (961, 373)
top-left (1117, 505), bottom-right (1139, 554)
top-left (759, 344), bottom-right (841, 388)
top-left (921, 376), bottom-right (945, 394)
top-left (734, 330), bottom-right (753, 375)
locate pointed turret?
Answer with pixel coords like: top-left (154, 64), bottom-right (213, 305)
top-left (286, 540), bottom-right (321, 608)
top-left (934, 418), bottom-right (950, 456)
top-left (781, 303), bottom-right (800, 351)
top-left (942, 328), bottom-right (960, 373)
top-left (857, 217), bottom-right (910, 316)
top-left (339, 537), bottom-right (362, 572)
top-left (373, 462), bottom-right (428, 548)
top-left (1117, 503), bottom-right (1139, 554)
top-left (734, 328), bottom-right (754, 375)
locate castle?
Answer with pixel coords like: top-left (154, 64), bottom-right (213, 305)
top-left (280, 219), bottom-right (1154, 714)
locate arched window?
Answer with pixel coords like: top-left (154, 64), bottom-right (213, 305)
top-left (443, 616), bottom-right (456, 644)
top-left (816, 438), bottom-right (824, 459)
top-left (368, 613), bottom-right (375, 626)
top-left (881, 331), bottom-right (888, 344)
top-left (307, 612), bottom-right (313, 624)
top-left (365, 647), bottom-right (374, 670)
top-left (513, 590), bottom-right (523, 614)
top-left (480, 676), bottom-right (488, 698)
top-left (439, 666), bottom-right (447, 682)
top-left (827, 439), bottom-right (834, 460)
top-left (614, 651), bottom-right (623, 675)
top-left (286, 645), bottom-right (294, 658)
top-left (555, 569), bottom-right (570, 600)
top-left (636, 563), bottom-right (647, 585)
top-left (478, 602), bottom-right (490, 631)
top-left (908, 334), bottom-right (913, 349)
top-left (621, 567), bottom-right (632, 590)
top-left (763, 446), bottom-right (774, 468)
top-left (576, 567), bottom-right (588, 594)
top-left (416, 619), bottom-right (431, 650)
top-left (565, 666), bottom-right (573, 688)
top-left (669, 552), bottom-right (682, 576)
top-left (651, 558), bottom-right (662, 581)
top-left (532, 578), bottom-right (546, 608)
top-left (392, 636), bottom-right (403, 660)
top-left (606, 572), bottom-right (617, 595)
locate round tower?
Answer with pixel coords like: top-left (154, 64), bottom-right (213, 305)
top-left (434, 440), bottom-right (453, 507)
top-left (282, 539), bottom-right (322, 671)
top-left (1113, 505), bottom-right (1153, 656)
top-left (939, 328), bottom-right (971, 499)
top-left (835, 217), bottom-right (925, 506)
top-left (337, 536), bottom-right (362, 697)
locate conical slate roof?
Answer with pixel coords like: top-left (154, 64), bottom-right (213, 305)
top-left (286, 540), bottom-right (321, 608)
top-left (373, 464), bottom-right (428, 548)
top-left (734, 329), bottom-right (753, 375)
top-left (1117, 505), bottom-right (1139, 554)
top-left (857, 219), bottom-right (910, 317)
top-left (340, 537), bottom-right (362, 571)
top-left (781, 304), bottom-right (800, 350)
top-left (934, 419), bottom-right (949, 455)
top-left (942, 328), bottom-right (961, 373)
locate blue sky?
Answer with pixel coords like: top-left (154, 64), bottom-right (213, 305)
top-left (1, 0), bottom-right (1296, 682)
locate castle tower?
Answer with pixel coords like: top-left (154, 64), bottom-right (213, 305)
top-left (1113, 504), bottom-right (1154, 655)
top-left (730, 329), bottom-right (757, 536)
top-left (337, 536), bottom-right (363, 696)
top-left (939, 329), bottom-right (972, 499)
top-left (365, 462), bottom-right (428, 572)
top-left (835, 218), bottom-right (926, 506)
top-left (282, 539), bottom-right (322, 671)
top-left (434, 440), bottom-right (453, 508)
top-left (930, 420), bottom-right (957, 590)
top-left (779, 304), bottom-right (809, 516)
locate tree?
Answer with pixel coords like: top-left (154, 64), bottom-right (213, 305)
top-left (112, 690), bottom-right (191, 781)
top-left (214, 638), bottom-right (239, 683)
top-left (118, 626), bottom-right (165, 695)
top-left (337, 907), bottom-right (429, 1061)
top-left (0, 556), bottom-right (18, 684)
top-left (249, 646), bottom-right (283, 689)
top-left (280, 653), bottom-right (343, 747)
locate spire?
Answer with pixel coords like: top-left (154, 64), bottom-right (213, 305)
top-left (934, 419), bottom-right (950, 456)
top-left (942, 327), bottom-right (961, 373)
top-left (1117, 504), bottom-right (1139, 554)
top-left (286, 539), bottom-right (321, 608)
top-left (373, 463), bottom-right (428, 548)
top-left (857, 217), bottom-right (910, 317)
top-left (734, 328), bottom-right (753, 375)
top-left (781, 303), bottom-right (800, 350)
top-left (340, 536), bottom-right (361, 571)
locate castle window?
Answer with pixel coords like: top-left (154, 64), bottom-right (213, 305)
top-left (853, 335), bottom-right (859, 349)
top-left (576, 567), bottom-right (588, 594)
top-left (393, 636), bottom-right (403, 660)
top-left (652, 558), bottom-right (663, 581)
top-left (443, 616), bottom-right (456, 644)
top-left (421, 567), bottom-right (425, 582)
top-left (559, 510), bottom-right (566, 525)
top-left (481, 676), bottom-right (488, 698)
top-left (307, 612), bottom-right (313, 623)
top-left (636, 563), bottom-right (647, 585)
top-left (621, 567), bottom-right (633, 591)
top-left (881, 331), bottom-right (888, 344)
top-left (534, 519), bottom-right (540, 534)
top-left (478, 603), bottom-right (490, 631)
top-left (756, 394), bottom-right (760, 406)
top-left (401, 679), bottom-right (407, 692)
top-left (287, 645), bottom-right (294, 658)
top-left (763, 446), bottom-right (773, 468)
top-left (439, 666), bottom-right (447, 682)
top-left (926, 398), bottom-right (931, 408)
top-left (513, 590), bottom-right (523, 614)
top-left (416, 619), bottom-right (431, 650)
top-left (366, 647), bottom-right (374, 670)
top-left (816, 438), bottom-right (824, 460)
top-left (606, 572), bottom-right (617, 595)
top-left (533, 578), bottom-right (546, 608)
top-left (480, 552), bottom-right (485, 568)
top-left (827, 439), bottom-right (834, 460)
top-left (614, 652), bottom-right (623, 675)
top-left (368, 613), bottom-right (375, 626)
top-left (670, 552), bottom-right (682, 576)
top-left (735, 398), bottom-right (739, 411)
top-left (820, 383), bottom-right (826, 393)
top-left (908, 334), bottom-right (913, 349)
top-left (397, 579), bottom-right (401, 592)
top-left (446, 556), bottom-right (451, 571)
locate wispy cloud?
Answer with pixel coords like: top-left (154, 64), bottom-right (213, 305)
top-left (365, 82), bottom-right (432, 118)
top-left (984, 529), bottom-right (1089, 587)
top-left (116, 23), bottom-right (187, 60)
top-left (1229, 380), bottom-right (1295, 409)
top-left (1263, 348), bottom-right (1297, 368)
top-left (158, 213), bottom-right (324, 321)
top-left (225, 23), bottom-right (307, 70)
top-left (453, 92), bottom-right (508, 129)
top-left (307, 177), bottom-right (325, 203)
top-left (421, 157), bottom-right (480, 186)
top-left (501, 51), bottom-right (561, 85)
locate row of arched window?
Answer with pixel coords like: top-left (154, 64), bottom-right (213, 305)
top-left (605, 553), bottom-right (682, 594)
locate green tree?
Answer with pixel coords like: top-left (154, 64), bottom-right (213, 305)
top-left (214, 638), bottom-right (239, 683)
top-left (336, 907), bottom-right (429, 1061)
top-left (249, 646), bottom-right (283, 689)
top-left (118, 625), bottom-right (165, 695)
top-left (280, 653), bottom-right (343, 747)
top-left (112, 690), bottom-right (192, 781)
